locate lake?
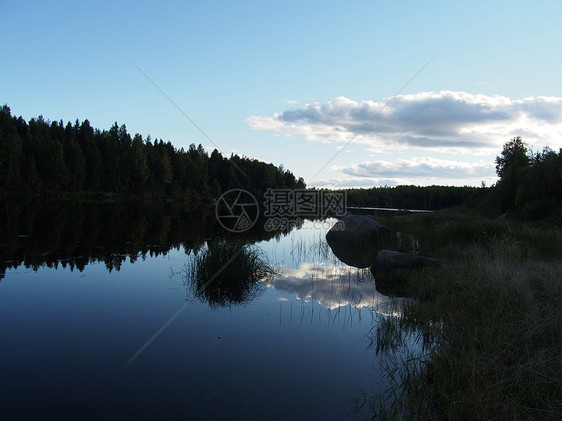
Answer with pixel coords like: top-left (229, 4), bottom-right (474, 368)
top-left (0, 201), bottom-right (405, 420)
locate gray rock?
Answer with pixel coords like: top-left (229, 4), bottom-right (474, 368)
top-left (371, 250), bottom-right (444, 275)
top-left (325, 215), bottom-right (391, 268)
top-left (497, 213), bottom-right (508, 221)
top-left (392, 245), bottom-right (407, 253)
top-left (393, 209), bottom-right (411, 217)
top-left (326, 214), bottom-right (390, 242)
top-left (326, 235), bottom-right (379, 268)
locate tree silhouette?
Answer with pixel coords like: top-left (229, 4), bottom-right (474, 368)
top-left (495, 137), bottom-right (530, 212)
top-left (0, 105), bottom-right (305, 199)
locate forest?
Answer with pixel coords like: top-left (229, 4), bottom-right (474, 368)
top-left (0, 105), bottom-right (305, 200)
top-left (345, 185), bottom-right (483, 211)
top-left (2, 105), bottom-right (561, 220)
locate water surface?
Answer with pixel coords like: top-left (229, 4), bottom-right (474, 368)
top-left (0, 202), bottom-right (398, 420)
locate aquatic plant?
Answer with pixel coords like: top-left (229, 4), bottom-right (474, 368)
top-left (186, 239), bottom-right (275, 308)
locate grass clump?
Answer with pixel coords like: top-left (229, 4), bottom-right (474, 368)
top-left (369, 215), bottom-right (562, 420)
top-left (186, 239), bottom-right (275, 308)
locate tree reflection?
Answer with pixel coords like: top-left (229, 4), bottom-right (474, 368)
top-left (0, 200), bottom-right (298, 279)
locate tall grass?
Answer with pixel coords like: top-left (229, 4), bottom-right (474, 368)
top-left (289, 232), bottom-right (333, 264)
top-left (366, 213), bottom-right (562, 419)
top-left (186, 240), bottom-right (275, 308)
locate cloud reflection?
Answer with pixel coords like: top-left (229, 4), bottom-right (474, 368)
top-left (268, 261), bottom-right (399, 316)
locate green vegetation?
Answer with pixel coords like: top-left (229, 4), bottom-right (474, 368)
top-left (493, 136), bottom-right (562, 220)
top-left (346, 137), bottom-right (562, 221)
top-left (346, 184), bottom-right (485, 210)
top-left (185, 240), bottom-right (275, 308)
top-left (0, 105), bottom-right (305, 200)
top-left (348, 134), bottom-right (562, 418)
top-left (363, 213), bottom-right (562, 420)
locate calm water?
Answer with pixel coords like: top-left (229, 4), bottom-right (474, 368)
top-left (0, 202), bottom-right (400, 420)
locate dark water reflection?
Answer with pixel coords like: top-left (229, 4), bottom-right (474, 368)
top-left (0, 200), bottom-right (398, 420)
top-left (0, 199), bottom-right (303, 278)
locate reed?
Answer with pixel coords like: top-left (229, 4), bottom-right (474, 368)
top-left (365, 214), bottom-right (562, 420)
top-left (186, 239), bottom-right (275, 308)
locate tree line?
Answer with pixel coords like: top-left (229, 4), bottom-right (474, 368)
top-left (344, 137), bottom-right (562, 220)
top-left (493, 136), bottom-right (562, 219)
top-left (345, 184), bottom-right (484, 210)
top-left (0, 105), bottom-right (305, 199)
top-left (2, 105), bottom-right (560, 220)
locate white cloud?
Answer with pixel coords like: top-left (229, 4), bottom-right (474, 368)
top-left (309, 156), bottom-right (498, 188)
top-left (336, 157), bottom-right (495, 180)
top-left (310, 177), bottom-right (399, 189)
top-left (248, 91), bottom-right (562, 152)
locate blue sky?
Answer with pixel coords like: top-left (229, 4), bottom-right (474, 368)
top-left (2, 0), bottom-right (562, 188)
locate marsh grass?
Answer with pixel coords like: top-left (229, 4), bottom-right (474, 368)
top-left (289, 232), bottom-right (333, 264)
top-left (366, 214), bottom-right (562, 420)
top-left (186, 240), bottom-right (275, 308)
